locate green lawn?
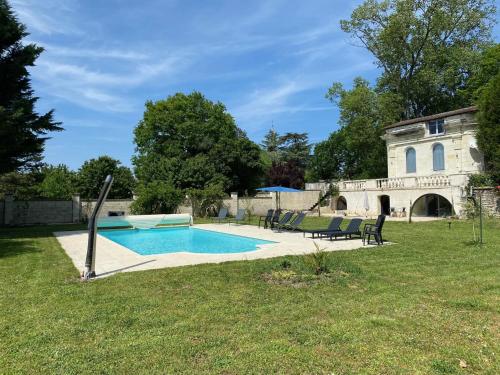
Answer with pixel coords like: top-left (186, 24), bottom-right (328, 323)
top-left (0, 218), bottom-right (499, 374)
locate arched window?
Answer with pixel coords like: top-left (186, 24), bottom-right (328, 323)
top-left (433, 143), bottom-right (445, 171)
top-left (406, 147), bottom-right (416, 173)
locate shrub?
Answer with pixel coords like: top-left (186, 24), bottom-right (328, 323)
top-left (131, 181), bottom-right (183, 214)
top-left (186, 184), bottom-right (226, 217)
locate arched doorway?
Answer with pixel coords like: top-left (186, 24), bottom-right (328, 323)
top-left (336, 196), bottom-right (347, 210)
top-left (412, 194), bottom-right (453, 217)
top-left (380, 195), bottom-right (390, 215)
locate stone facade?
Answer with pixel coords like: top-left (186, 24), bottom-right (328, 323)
top-left (307, 107), bottom-right (488, 218)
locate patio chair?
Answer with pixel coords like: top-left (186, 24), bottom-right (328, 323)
top-left (269, 209), bottom-right (283, 229)
top-left (229, 208), bottom-right (246, 225)
top-left (258, 209), bottom-right (274, 228)
top-left (211, 207), bottom-right (228, 223)
top-left (362, 214), bottom-right (386, 245)
top-left (277, 212), bottom-right (306, 232)
top-left (272, 211), bottom-right (293, 230)
top-left (302, 216), bottom-right (343, 238)
top-left (329, 218), bottom-right (363, 240)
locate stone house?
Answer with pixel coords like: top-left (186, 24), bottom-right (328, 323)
top-left (306, 106), bottom-right (485, 217)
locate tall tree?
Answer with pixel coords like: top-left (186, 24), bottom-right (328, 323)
top-left (261, 130), bottom-right (311, 188)
top-left (341, 0), bottom-right (496, 119)
top-left (133, 92), bottom-right (263, 195)
top-left (278, 132), bottom-right (311, 168)
top-left (476, 73), bottom-right (500, 183)
top-left (311, 77), bottom-right (397, 181)
top-left (77, 156), bottom-right (135, 199)
top-left (261, 127), bottom-right (280, 162)
top-left (0, 0), bottom-right (62, 173)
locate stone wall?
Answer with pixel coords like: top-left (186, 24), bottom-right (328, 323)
top-left (1, 195), bottom-right (80, 225)
top-left (0, 190), bottom-right (325, 225)
top-left (80, 199), bottom-right (135, 220)
top-left (473, 187), bottom-right (499, 217)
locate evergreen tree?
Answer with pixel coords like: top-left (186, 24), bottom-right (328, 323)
top-left (0, 0), bottom-right (62, 173)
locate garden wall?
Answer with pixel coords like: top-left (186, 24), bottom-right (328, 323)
top-left (0, 190), bottom-right (323, 226)
top-left (80, 199), bottom-right (134, 220)
top-left (1, 195), bottom-right (80, 226)
top-left (473, 187), bottom-right (499, 217)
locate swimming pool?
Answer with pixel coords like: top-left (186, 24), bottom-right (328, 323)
top-left (99, 226), bottom-right (275, 255)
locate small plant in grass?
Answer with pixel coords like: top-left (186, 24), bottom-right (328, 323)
top-left (280, 259), bottom-right (292, 269)
top-left (303, 242), bottom-right (329, 275)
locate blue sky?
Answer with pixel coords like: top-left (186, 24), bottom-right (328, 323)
top-left (10, 0), bottom-right (499, 170)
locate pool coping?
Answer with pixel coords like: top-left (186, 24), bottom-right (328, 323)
top-left (54, 223), bottom-right (376, 278)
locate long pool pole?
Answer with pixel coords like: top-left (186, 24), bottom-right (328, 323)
top-left (84, 175), bottom-right (113, 280)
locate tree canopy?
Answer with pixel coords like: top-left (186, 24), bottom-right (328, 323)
top-left (261, 129), bottom-right (311, 188)
top-left (310, 78), bottom-right (396, 181)
top-left (476, 71), bottom-right (500, 183)
top-left (341, 0), bottom-right (496, 119)
top-left (0, 0), bottom-right (62, 173)
top-left (133, 92), bottom-right (263, 200)
top-left (77, 156), bottom-right (135, 199)
top-left (39, 164), bottom-right (76, 199)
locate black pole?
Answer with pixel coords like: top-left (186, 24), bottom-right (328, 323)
top-left (83, 175), bottom-right (113, 280)
top-left (479, 193), bottom-right (483, 245)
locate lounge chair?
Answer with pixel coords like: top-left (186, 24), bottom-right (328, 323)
top-left (229, 208), bottom-right (246, 225)
top-left (278, 212), bottom-right (306, 232)
top-left (211, 207), bottom-right (228, 223)
top-left (258, 209), bottom-right (274, 228)
top-left (302, 216), bottom-right (343, 238)
top-left (362, 215), bottom-right (386, 245)
top-left (329, 218), bottom-right (363, 240)
top-left (269, 209), bottom-right (283, 228)
top-left (272, 211), bottom-right (293, 230)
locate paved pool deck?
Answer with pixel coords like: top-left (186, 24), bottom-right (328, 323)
top-left (54, 224), bottom-right (377, 278)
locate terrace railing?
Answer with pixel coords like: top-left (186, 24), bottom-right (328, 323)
top-left (338, 174), bottom-right (462, 191)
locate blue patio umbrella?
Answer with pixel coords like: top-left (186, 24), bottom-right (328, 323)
top-left (256, 186), bottom-right (303, 210)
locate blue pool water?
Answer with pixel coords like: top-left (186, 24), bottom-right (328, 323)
top-left (99, 226), bottom-right (274, 255)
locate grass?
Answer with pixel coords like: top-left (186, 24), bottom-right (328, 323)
top-left (0, 217), bottom-right (499, 374)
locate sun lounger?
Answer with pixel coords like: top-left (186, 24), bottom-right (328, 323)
top-left (272, 211), bottom-right (293, 230)
top-left (278, 212), bottom-right (306, 232)
top-left (211, 207), bottom-right (228, 223)
top-left (229, 208), bottom-right (246, 225)
top-left (302, 216), bottom-right (343, 238)
top-left (328, 218), bottom-right (363, 240)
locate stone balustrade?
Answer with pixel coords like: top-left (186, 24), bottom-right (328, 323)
top-left (337, 174), bottom-right (466, 191)
top-left (341, 180), bottom-right (366, 190)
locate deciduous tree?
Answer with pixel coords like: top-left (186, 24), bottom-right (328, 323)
top-left (77, 156), bottom-right (135, 199)
top-left (341, 0), bottom-right (496, 119)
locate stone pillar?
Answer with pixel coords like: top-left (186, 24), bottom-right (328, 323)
top-left (4, 194), bottom-right (14, 226)
top-left (230, 192), bottom-right (238, 216)
top-left (72, 194), bottom-right (81, 223)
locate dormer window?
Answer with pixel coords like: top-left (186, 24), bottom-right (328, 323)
top-left (428, 119), bottom-right (444, 135)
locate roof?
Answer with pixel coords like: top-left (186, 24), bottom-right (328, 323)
top-left (385, 106), bottom-right (477, 130)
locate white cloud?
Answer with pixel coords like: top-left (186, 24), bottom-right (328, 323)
top-left (11, 0), bottom-right (80, 35)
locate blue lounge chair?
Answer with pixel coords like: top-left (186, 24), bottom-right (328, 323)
top-left (211, 207), bottom-right (228, 223)
top-left (229, 208), bottom-right (246, 225)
